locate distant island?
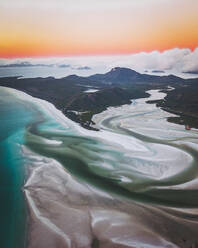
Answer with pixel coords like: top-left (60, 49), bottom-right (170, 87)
top-left (183, 70), bottom-right (198, 74)
top-left (151, 70), bottom-right (165, 73)
top-left (0, 62), bottom-right (54, 68)
top-left (0, 67), bottom-right (198, 129)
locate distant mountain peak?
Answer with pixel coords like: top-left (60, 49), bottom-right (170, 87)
top-left (111, 67), bottom-right (117, 72)
top-left (110, 67), bottom-right (138, 73)
top-left (111, 67), bottom-right (124, 72)
top-left (67, 66), bottom-right (185, 85)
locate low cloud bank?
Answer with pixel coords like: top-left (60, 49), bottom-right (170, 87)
top-left (105, 48), bottom-right (198, 73)
top-left (0, 47), bottom-right (198, 76)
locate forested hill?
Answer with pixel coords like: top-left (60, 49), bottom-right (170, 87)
top-left (0, 67), bottom-right (198, 129)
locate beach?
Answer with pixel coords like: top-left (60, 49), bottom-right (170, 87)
top-left (1, 86), bottom-right (198, 247)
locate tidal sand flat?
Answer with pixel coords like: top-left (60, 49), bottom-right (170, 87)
top-left (0, 86), bottom-right (198, 247)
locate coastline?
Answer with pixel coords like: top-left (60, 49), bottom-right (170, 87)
top-left (1, 73), bottom-right (198, 130)
top-left (1, 86), bottom-right (198, 247)
top-left (21, 88), bottom-right (198, 247)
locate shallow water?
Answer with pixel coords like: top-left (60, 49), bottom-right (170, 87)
top-left (1, 86), bottom-right (198, 247)
top-left (0, 88), bottom-right (36, 247)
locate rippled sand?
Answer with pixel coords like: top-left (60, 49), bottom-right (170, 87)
top-left (3, 87), bottom-right (198, 248)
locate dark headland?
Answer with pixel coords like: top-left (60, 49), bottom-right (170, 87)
top-left (0, 67), bottom-right (198, 129)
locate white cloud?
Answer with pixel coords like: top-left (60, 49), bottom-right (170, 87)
top-left (106, 48), bottom-right (193, 71)
top-left (181, 48), bottom-right (198, 73)
top-left (0, 47), bottom-right (198, 78)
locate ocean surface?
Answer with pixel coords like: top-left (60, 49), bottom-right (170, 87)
top-left (0, 86), bottom-right (198, 247)
top-left (0, 66), bottom-right (197, 79)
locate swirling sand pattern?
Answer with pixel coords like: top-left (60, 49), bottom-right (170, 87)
top-left (1, 87), bottom-right (198, 247)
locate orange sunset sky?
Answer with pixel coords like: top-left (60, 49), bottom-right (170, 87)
top-left (0, 0), bottom-right (198, 58)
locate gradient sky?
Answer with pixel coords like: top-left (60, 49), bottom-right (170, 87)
top-left (0, 0), bottom-right (198, 58)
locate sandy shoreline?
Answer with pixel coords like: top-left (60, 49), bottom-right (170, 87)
top-left (22, 149), bottom-right (192, 248)
top-left (14, 88), bottom-right (198, 248)
top-left (23, 149), bottom-right (198, 248)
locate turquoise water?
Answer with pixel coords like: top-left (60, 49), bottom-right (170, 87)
top-left (1, 86), bottom-right (198, 247)
top-left (0, 89), bottom-right (35, 247)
